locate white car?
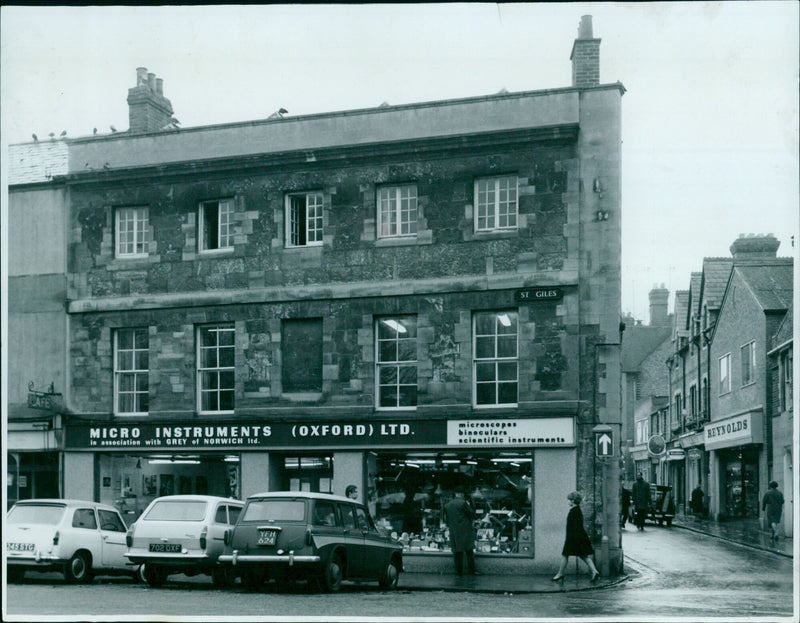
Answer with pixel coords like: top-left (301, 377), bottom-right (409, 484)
top-left (6, 499), bottom-right (139, 583)
top-left (124, 495), bottom-right (243, 586)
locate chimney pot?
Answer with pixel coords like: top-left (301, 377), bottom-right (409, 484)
top-left (578, 15), bottom-right (593, 39)
top-left (136, 67), bottom-right (148, 86)
top-left (147, 72), bottom-right (156, 91)
top-left (156, 78), bottom-right (164, 96)
top-left (127, 67), bottom-right (174, 133)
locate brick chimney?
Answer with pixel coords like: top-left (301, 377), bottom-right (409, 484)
top-left (127, 67), bottom-right (174, 133)
top-left (570, 15), bottom-right (601, 88)
top-left (649, 285), bottom-right (670, 327)
top-left (729, 234), bottom-right (780, 261)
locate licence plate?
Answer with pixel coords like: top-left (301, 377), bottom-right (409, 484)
top-left (257, 530), bottom-right (277, 546)
top-left (7, 542), bottom-right (34, 552)
top-left (149, 543), bottom-right (181, 553)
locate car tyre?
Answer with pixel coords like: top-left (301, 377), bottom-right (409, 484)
top-left (241, 568), bottom-right (265, 591)
top-left (8, 568), bottom-right (25, 583)
top-left (64, 552), bottom-right (92, 584)
top-left (143, 564), bottom-right (167, 587)
top-left (666, 518), bottom-right (673, 527)
top-left (321, 552), bottom-right (343, 592)
top-left (378, 558), bottom-right (400, 590)
top-left (212, 566), bottom-right (236, 587)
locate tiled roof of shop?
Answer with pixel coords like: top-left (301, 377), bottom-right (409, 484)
top-left (8, 141), bottom-right (68, 185)
top-left (771, 302), bottom-right (793, 350)
top-left (736, 260), bottom-right (793, 312)
top-left (700, 258), bottom-right (733, 309)
top-left (673, 290), bottom-right (689, 335)
top-left (622, 325), bottom-right (672, 372)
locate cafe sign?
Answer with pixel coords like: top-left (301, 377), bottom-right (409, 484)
top-left (704, 411), bottom-right (763, 450)
top-left (27, 382), bottom-right (62, 412)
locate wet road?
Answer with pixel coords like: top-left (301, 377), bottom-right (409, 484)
top-left (5, 524), bottom-right (794, 620)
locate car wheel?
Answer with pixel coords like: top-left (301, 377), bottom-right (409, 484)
top-left (143, 564), bottom-right (167, 587)
top-left (666, 518), bottom-right (673, 526)
top-left (64, 552), bottom-right (92, 584)
top-left (8, 568), bottom-right (25, 583)
top-left (321, 552), bottom-right (343, 592)
top-left (241, 568), bottom-right (265, 591)
top-left (212, 566), bottom-right (235, 587)
top-left (378, 558), bottom-right (400, 590)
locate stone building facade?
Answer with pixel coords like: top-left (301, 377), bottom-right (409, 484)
top-left (8, 16), bottom-right (624, 573)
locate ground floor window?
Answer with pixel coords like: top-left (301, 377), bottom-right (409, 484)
top-left (368, 451), bottom-right (532, 555)
top-left (279, 455), bottom-right (333, 493)
top-left (7, 452), bottom-right (60, 510)
top-left (720, 447), bottom-right (759, 519)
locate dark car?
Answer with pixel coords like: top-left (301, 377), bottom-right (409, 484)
top-left (218, 491), bottom-right (402, 592)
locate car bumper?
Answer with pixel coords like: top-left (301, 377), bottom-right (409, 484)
top-left (125, 552), bottom-right (212, 565)
top-left (219, 551), bottom-right (320, 566)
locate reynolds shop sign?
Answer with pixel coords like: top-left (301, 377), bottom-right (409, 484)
top-left (703, 411), bottom-right (763, 450)
top-left (66, 420), bottom-right (447, 450)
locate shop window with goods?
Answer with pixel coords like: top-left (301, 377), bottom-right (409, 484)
top-left (369, 451), bottom-right (533, 556)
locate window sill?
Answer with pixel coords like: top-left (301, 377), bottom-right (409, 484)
top-left (114, 412), bottom-right (149, 418)
top-left (115, 254), bottom-right (149, 261)
top-left (199, 248), bottom-right (234, 256)
top-left (284, 244), bottom-right (323, 251)
top-left (472, 229), bottom-right (518, 239)
top-left (282, 392), bottom-right (323, 402)
top-left (375, 236), bottom-right (428, 248)
top-left (198, 410), bottom-right (236, 416)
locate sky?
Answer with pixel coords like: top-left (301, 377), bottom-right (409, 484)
top-left (2, 3), bottom-right (798, 322)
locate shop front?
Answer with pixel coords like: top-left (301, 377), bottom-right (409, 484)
top-left (7, 413), bottom-right (63, 510)
top-left (64, 415), bottom-right (577, 569)
top-left (704, 410), bottom-right (765, 521)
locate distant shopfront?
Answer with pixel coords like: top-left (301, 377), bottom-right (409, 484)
top-left (64, 415), bottom-right (576, 559)
top-left (704, 411), bottom-right (765, 520)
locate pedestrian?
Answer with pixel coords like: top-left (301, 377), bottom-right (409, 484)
top-left (631, 473), bottom-right (650, 531)
top-left (345, 485), bottom-right (359, 500)
top-left (620, 484), bottom-right (632, 528)
top-left (443, 487), bottom-right (480, 576)
top-left (552, 491), bottom-right (600, 582)
top-left (690, 483), bottom-right (705, 518)
top-left (762, 481), bottom-right (784, 542)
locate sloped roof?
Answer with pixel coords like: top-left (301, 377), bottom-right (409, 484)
top-left (736, 260), bottom-right (793, 311)
top-left (673, 290), bottom-right (689, 336)
top-left (700, 258), bottom-right (733, 310)
top-left (622, 325), bottom-right (672, 372)
top-left (771, 301), bottom-right (793, 350)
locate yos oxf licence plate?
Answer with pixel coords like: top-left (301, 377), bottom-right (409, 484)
top-left (149, 543), bottom-right (181, 553)
top-left (257, 530), bottom-right (277, 546)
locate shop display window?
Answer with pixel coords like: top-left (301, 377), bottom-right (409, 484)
top-left (369, 451), bottom-right (533, 556)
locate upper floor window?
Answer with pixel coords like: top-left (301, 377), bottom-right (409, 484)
top-left (740, 341), bottom-right (756, 386)
top-left (719, 353), bottom-right (731, 395)
top-left (473, 311), bottom-right (518, 407)
top-left (673, 393), bottom-right (682, 423)
top-left (199, 199), bottom-right (234, 252)
top-left (286, 192), bottom-right (323, 247)
top-left (116, 206), bottom-right (148, 258)
top-left (689, 384), bottom-right (697, 417)
top-left (376, 317), bottom-right (417, 409)
top-left (474, 176), bottom-right (518, 232)
top-left (701, 376), bottom-right (708, 415)
top-left (282, 319), bottom-right (323, 393)
top-left (377, 184), bottom-right (418, 238)
top-left (781, 350), bottom-right (793, 411)
top-left (114, 328), bottom-right (149, 416)
top-left (197, 324), bottom-right (235, 414)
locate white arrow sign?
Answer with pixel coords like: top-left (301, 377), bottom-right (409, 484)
top-left (596, 432), bottom-right (613, 456)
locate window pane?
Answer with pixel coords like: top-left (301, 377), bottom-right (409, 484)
top-left (475, 336), bottom-right (495, 359)
top-left (497, 361), bottom-right (517, 381)
top-left (497, 336), bottom-right (517, 358)
top-left (397, 341), bottom-right (416, 362)
top-left (379, 341), bottom-right (398, 363)
top-left (476, 383), bottom-right (495, 405)
top-left (380, 366), bottom-right (398, 385)
top-left (476, 362), bottom-right (496, 382)
top-left (379, 386), bottom-right (397, 408)
top-left (398, 366), bottom-right (417, 385)
top-left (398, 385), bottom-right (417, 407)
top-left (498, 382), bottom-right (518, 404)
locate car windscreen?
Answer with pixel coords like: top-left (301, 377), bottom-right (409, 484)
top-left (143, 500), bottom-right (208, 521)
top-left (7, 503), bottom-right (66, 525)
top-left (242, 500), bottom-right (306, 522)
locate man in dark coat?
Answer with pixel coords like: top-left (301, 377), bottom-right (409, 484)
top-left (443, 488), bottom-right (479, 575)
top-left (631, 473), bottom-right (651, 531)
top-left (690, 483), bottom-right (705, 518)
top-left (620, 485), bottom-right (632, 527)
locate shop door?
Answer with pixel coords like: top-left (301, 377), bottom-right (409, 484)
top-left (724, 452), bottom-right (759, 518)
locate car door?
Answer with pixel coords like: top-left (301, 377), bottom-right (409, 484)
top-left (98, 509), bottom-right (129, 569)
top-left (355, 506), bottom-right (388, 579)
top-left (339, 503), bottom-right (365, 578)
top-left (210, 503), bottom-right (240, 560)
top-left (71, 508), bottom-right (103, 568)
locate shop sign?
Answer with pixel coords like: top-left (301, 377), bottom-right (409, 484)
top-left (647, 434), bottom-right (666, 457)
top-left (65, 420), bottom-right (447, 450)
top-left (687, 448), bottom-right (703, 461)
top-left (27, 382), bottom-right (62, 412)
top-left (514, 287), bottom-right (563, 302)
top-left (666, 449), bottom-right (685, 462)
top-left (446, 417), bottom-right (574, 447)
top-left (703, 412), bottom-right (762, 450)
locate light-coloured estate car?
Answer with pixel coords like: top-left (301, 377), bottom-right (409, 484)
top-left (218, 491), bottom-right (403, 592)
top-left (6, 499), bottom-right (139, 583)
top-left (124, 495), bottom-right (243, 586)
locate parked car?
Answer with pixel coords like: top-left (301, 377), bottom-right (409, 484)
top-left (647, 484), bottom-right (676, 526)
top-left (218, 491), bottom-right (403, 592)
top-left (6, 498), bottom-right (139, 583)
top-left (124, 495), bottom-right (243, 587)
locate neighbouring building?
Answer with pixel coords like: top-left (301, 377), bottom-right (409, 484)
top-left (706, 235), bottom-right (792, 522)
top-left (7, 16), bottom-right (625, 573)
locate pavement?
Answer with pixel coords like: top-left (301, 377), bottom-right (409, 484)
top-left (399, 515), bottom-right (793, 593)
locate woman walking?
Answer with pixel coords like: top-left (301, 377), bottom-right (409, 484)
top-left (552, 491), bottom-right (600, 582)
top-left (762, 481), bottom-right (784, 542)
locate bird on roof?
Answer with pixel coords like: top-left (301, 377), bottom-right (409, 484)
top-left (93, 128), bottom-right (98, 135)
top-left (60, 130), bottom-right (67, 138)
top-left (268, 108), bottom-right (288, 119)
top-left (170, 117), bottom-right (180, 126)
top-left (110, 125), bottom-right (117, 133)
top-left (49, 132), bottom-right (55, 140)
top-left (32, 133), bottom-right (38, 142)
